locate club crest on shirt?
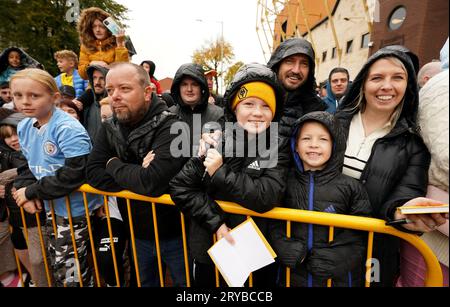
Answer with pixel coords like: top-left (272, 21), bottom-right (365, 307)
top-left (44, 141), bottom-right (58, 156)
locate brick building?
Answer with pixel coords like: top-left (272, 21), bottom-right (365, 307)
top-left (268, 0), bottom-right (448, 81)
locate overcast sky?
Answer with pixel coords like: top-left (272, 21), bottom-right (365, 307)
top-left (115, 0), bottom-right (267, 80)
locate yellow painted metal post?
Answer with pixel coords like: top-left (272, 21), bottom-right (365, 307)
top-left (19, 207), bottom-right (29, 243)
top-left (103, 195), bottom-right (121, 287)
top-left (18, 208), bottom-right (30, 285)
top-left (49, 201), bottom-right (58, 243)
top-left (35, 212), bottom-right (52, 287)
top-left (65, 197), bottom-right (83, 287)
top-left (365, 232), bottom-right (374, 287)
top-left (247, 215), bottom-right (253, 288)
top-left (82, 192), bottom-right (101, 287)
top-left (286, 221), bottom-right (291, 287)
top-left (151, 202), bottom-right (164, 287)
top-left (213, 234), bottom-right (220, 287)
top-left (180, 213), bottom-right (191, 287)
top-left (327, 226), bottom-right (335, 287)
top-left (126, 198), bottom-right (141, 287)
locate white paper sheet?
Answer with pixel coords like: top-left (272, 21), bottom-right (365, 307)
top-left (207, 219), bottom-right (276, 287)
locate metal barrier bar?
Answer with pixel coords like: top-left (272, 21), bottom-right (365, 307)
top-left (49, 201), bottom-right (58, 245)
top-left (151, 202), bottom-right (164, 287)
top-left (213, 234), bottom-right (220, 287)
top-left (82, 192), bottom-right (101, 287)
top-left (365, 232), bottom-right (375, 288)
top-left (247, 215), bottom-right (253, 288)
top-left (19, 207), bottom-right (29, 243)
top-left (327, 226), bottom-right (335, 287)
top-left (18, 207), bottom-right (29, 285)
top-left (103, 195), bottom-right (121, 287)
top-left (35, 212), bottom-right (52, 287)
top-left (286, 221), bottom-right (291, 287)
top-left (12, 244), bottom-right (25, 286)
top-left (65, 196), bottom-right (83, 287)
top-left (75, 185), bottom-right (444, 287)
top-left (180, 213), bottom-right (191, 287)
top-left (125, 198), bottom-right (141, 287)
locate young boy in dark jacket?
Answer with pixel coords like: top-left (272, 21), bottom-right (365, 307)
top-left (270, 111), bottom-right (372, 287)
top-left (170, 63), bottom-right (289, 287)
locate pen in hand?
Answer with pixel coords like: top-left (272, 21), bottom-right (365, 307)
top-left (386, 219), bottom-right (413, 226)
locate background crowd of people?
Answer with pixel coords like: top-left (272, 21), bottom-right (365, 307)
top-left (0, 6), bottom-right (448, 288)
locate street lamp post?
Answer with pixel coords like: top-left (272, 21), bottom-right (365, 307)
top-left (196, 19), bottom-right (225, 94)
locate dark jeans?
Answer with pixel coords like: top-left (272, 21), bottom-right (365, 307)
top-left (134, 236), bottom-right (187, 287)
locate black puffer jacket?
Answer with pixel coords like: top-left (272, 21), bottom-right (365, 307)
top-left (169, 63), bottom-right (224, 156)
top-left (270, 112), bottom-right (372, 287)
top-left (87, 96), bottom-right (188, 240)
top-left (267, 38), bottom-right (327, 138)
top-left (336, 48), bottom-right (430, 286)
top-left (170, 63), bottom-right (289, 264)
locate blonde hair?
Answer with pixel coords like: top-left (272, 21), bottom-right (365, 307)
top-left (54, 50), bottom-right (79, 66)
top-left (351, 56), bottom-right (407, 124)
top-left (10, 68), bottom-right (59, 94)
top-left (99, 97), bottom-right (110, 106)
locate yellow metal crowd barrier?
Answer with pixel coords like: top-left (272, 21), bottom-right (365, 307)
top-left (11, 184), bottom-right (444, 287)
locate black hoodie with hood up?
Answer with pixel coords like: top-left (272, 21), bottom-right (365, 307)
top-left (78, 65), bottom-right (109, 142)
top-left (267, 38), bottom-right (327, 138)
top-left (0, 47), bottom-right (43, 74)
top-left (270, 111), bottom-right (372, 287)
top-left (170, 63), bottom-right (290, 265)
top-left (335, 47), bottom-right (430, 286)
top-left (169, 63), bottom-right (224, 156)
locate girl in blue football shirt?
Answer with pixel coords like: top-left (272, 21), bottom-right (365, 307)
top-left (10, 68), bottom-right (101, 287)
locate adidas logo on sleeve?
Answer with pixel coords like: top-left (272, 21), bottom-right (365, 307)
top-left (247, 160), bottom-right (261, 171)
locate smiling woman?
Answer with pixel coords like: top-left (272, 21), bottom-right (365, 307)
top-left (335, 47), bottom-right (438, 286)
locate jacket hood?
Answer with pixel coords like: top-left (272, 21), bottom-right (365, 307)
top-left (86, 65), bottom-right (110, 88)
top-left (382, 45), bottom-right (420, 74)
top-left (141, 60), bottom-right (156, 77)
top-left (338, 47), bottom-right (420, 129)
top-left (325, 79), bottom-right (337, 101)
top-left (0, 47), bottom-right (43, 72)
top-left (223, 63), bottom-right (285, 123)
top-left (267, 38), bottom-right (317, 92)
top-left (170, 63), bottom-right (209, 110)
top-left (290, 111), bottom-right (345, 179)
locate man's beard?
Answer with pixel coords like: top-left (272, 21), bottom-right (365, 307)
top-left (94, 86), bottom-right (105, 95)
top-left (114, 107), bottom-right (147, 125)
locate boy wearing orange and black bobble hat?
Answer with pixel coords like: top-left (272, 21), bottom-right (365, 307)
top-left (171, 63), bottom-right (290, 287)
